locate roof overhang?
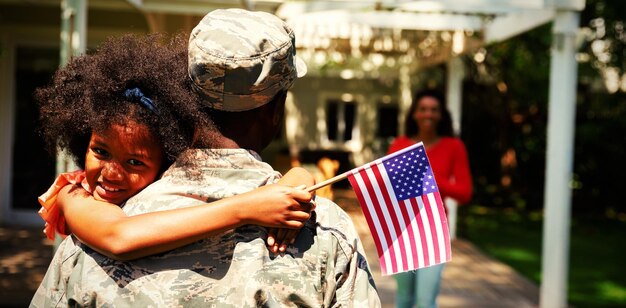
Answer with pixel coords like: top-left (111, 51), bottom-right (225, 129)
top-left (272, 0), bottom-right (584, 77)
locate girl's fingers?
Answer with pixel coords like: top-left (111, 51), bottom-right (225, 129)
top-left (291, 201), bottom-right (315, 214)
top-left (290, 187), bottom-right (313, 202)
top-left (287, 210), bottom-right (311, 221)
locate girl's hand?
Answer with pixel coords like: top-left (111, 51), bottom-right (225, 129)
top-left (238, 184), bottom-right (314, 228)
top-left (254, 166), bottom-right (317, 254)
top-left (265, 194), bottom-right (316, 254)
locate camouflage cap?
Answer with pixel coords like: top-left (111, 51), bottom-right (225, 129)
top-left (189, 8), bottom-right (307, 112)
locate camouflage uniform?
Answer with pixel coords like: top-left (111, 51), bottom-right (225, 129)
top-left (31, 149), bottom-right (381, 307)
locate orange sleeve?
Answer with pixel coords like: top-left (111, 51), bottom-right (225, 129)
top-left (38, 170), bottom-right (86, 240)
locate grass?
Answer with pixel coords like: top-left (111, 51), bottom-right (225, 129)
top-left (460, 206), bottom-right (626, 307)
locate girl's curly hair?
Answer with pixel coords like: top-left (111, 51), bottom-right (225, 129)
top-left (36, 33), bottom-right (213, 169)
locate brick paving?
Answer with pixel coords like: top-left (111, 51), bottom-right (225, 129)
top-left (0, 188), bottom-right (538, 307)
top-left (0, 225), bottom-right (53, 307)
top-left (333, 189), bottom-right (539, 307)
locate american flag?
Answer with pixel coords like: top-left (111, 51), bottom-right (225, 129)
top-left (347, 142), bottom-right (451, 276)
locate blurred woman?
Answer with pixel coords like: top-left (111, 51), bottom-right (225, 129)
top-left (388, 89), bottom-right (473, 308)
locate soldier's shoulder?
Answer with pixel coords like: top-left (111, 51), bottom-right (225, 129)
top-left (313, 197), bottom-right (360, 243)
top-left (314, 197), bottom-right (352, 222)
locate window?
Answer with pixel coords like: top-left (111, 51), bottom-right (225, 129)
top-left (326, 99), bottom-right (356, 142)
top-left (11, 46), bottom-right (58, 211)
top-left (377, 104), bottom-right (399, 138)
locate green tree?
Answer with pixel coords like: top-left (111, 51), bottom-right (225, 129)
top-left (463, 0), bottom-right (626, 216)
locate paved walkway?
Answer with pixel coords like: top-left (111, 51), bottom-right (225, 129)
top-left (0, 189), bottom-right (539, 307)
top-left (334, 189), bottom-right (539, 308)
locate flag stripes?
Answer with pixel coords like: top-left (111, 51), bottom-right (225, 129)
top-left (347, 142), bottom-right (451, 275)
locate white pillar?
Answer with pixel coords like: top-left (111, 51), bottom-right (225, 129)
top-left (55, 0), bottom-right (87, 248)
top-left (398, 65), bottom-right (412, 137)
top-left (540, 9), bottom-right (580, 308)
top-left (446, 56), bottom-right (464, 135)
top-left (60, 0), bottom-right (87, 66)
top-left (58, 0), bottom-right (87, 176)
top-left (445, 56), bottom-right (465, 239)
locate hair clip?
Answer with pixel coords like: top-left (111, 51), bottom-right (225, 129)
top-left (124, 87), bottom-right (159, 115)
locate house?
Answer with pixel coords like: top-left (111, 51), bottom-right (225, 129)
top-left (0, 2), bottom-right (584, 306)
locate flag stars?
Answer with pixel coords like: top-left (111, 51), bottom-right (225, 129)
top-left (382, 145), bottom-right (437, 200)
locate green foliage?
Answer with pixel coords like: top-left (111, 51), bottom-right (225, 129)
top-left (462, 0), bottom-right (626, 216)
top-left (461, 206), bottom-right (626, 306)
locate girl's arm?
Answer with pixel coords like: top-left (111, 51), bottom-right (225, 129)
top-left (58, 178), bottom-right (313, 261)
top-left (267, 167), bottom-right (316, 253)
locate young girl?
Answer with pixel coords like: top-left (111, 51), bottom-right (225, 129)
top-left (36, 34), bottom-right (313, 260)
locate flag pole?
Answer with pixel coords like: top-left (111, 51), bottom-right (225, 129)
top-left (306, 142), bottom-right (425, 193)
top-left (306, 170), bottom-right (351, 192)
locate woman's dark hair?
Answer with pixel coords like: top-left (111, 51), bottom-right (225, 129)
top-left (36, 33), bottom-right (213, 170)
top-left (404, 89), bottom-right (454, 137)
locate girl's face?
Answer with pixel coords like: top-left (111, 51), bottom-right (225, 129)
top-left (412, 96), bottom-right (442, 134)
top-left (85, 121), bottom-right (164, 205)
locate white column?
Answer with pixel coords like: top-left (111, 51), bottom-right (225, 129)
top-left (55, 0), bottom-right (87, 248)
top-left (446, 56), bottom-right (464, 135)
top-left (58, 0), bottom-right (87, 176)
top-left (397, 65), bottom-right (412, 137)
top-left (540, 9), bottom-right (580, 308)
top-left (445, 56), bottom-right (465, 239)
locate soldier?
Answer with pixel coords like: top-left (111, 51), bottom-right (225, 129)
top-left (32, 8), bottom-right (380, 307)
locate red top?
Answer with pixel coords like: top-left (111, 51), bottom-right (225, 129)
top-left (388, 136), bottom-right (473, 204)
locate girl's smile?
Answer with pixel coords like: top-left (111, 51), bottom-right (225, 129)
top-left (84, 121), bottom-right (164, 205)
